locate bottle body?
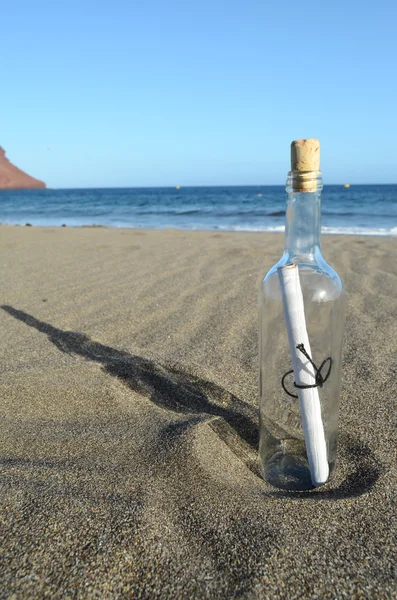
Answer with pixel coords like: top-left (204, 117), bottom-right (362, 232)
top-left (259, 179), bottom-right (346, 490)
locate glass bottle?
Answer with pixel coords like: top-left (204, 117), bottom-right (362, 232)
top-left (259, 139), bottom-right (346, 490)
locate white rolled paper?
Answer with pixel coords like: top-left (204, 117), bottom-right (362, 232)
top-left (278, 264), bottom-right (329, 487)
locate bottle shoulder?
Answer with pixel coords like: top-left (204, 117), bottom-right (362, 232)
top-left (260, 252), bottom-right (345, 302)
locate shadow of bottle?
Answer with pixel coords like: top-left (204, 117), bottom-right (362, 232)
top-left (1, 305), bottom-right (259, 470)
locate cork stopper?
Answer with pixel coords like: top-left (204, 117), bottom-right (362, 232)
top-left (289, 138), bottom-right (321, 192)
top-left (291, 138), bottom-right (320, 172)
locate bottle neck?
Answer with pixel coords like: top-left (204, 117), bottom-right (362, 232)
top-left (283, 174), bottom-right (323, 262)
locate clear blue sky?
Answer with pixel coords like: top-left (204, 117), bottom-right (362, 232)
top-left (1, 0), bottom-right (396, 187)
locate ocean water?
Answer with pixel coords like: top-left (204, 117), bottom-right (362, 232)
top-left (0, 185), bottom-right (396, 236)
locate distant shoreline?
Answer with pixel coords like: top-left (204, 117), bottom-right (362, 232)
top-left (0, 223), bottom-right (395, 237)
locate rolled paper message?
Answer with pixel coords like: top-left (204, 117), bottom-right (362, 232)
top-left (278, 263), bottom-right (329, 487)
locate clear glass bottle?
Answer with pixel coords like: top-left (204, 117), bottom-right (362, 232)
top-left (259, 140), bottom-right (346, 491)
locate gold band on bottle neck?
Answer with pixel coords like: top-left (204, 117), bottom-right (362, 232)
top-left (287, 170), bottom-right (323, 193)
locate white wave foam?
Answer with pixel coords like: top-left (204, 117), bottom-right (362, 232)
top-left (321, 226), bottom-right (397, 237)
top-left (216, 224), bottom-right (285, 233)
top-left (2, 219), bottom-right (396, 236)
top-left (215, 224), bottom-right (397, 236)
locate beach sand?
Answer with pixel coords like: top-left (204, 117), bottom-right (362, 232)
top-left (0, 226), bottom-right (396, 599)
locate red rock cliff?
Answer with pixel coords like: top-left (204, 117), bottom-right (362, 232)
top-left (0, 147), bottom-right (46, 190)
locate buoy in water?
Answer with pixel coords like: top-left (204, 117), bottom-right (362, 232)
top-left (343, 183), bottom-right (350, 188)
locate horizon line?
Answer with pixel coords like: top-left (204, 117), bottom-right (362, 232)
top-left (39, 182), bottom-right (397, 191)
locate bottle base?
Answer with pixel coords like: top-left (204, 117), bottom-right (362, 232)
top-left (261, 451), bottom-right (327, 491)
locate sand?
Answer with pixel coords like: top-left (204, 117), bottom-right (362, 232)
top-left (0, 226), bottom-right (396, 599)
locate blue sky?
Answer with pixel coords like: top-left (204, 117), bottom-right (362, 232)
top-left (1, 0), bottom-right (396, 187)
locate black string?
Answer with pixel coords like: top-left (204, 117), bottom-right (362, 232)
top-left (281, 343), bottom-right (332, 399)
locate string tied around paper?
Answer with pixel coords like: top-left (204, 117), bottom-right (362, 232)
top-left (281, 343), bottom-right (332, 399)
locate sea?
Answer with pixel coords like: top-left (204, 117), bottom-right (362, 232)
top-left (0, 185), bottom-right (396, 236)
